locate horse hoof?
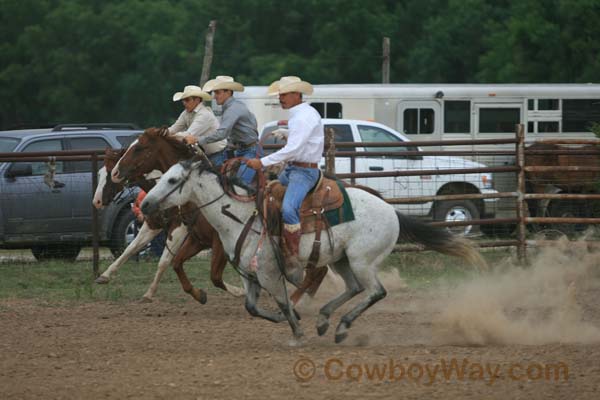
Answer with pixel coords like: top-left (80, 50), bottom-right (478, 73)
top-left (139, 296), bottom-right (153, 303)
top-left (316, 315), bottom-right (329, 336)
top-left (95, 276), bottom-right (110, 284)
top-left (334, 321), bottom-right (349, 343)
top-left (198, 291), bottom-right (207, 305)
top-left (225, 286), bottom-right (246, 297)
top-left (334, 331), bottom-right (348, 344)
top-left (288, 337), bottom-right (305, 347)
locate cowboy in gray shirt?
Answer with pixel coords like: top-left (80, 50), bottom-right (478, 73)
top-left (201, 76), bottom-right (260, 184)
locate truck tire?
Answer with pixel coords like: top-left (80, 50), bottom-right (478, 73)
top-left (109, 210), bottom-right (137, 258)
top-left (433, 200), bottom-right (480, 236)
top-left (31, 244), bottom-right (81, 262)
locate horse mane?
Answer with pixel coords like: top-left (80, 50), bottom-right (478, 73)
top-left (104, 147), bottom-right (126, 170)
top-left (142, 126), bottom-right (195, 159)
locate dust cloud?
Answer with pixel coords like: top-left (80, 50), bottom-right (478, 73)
top-left (432, 238), bottom-right (600, 345)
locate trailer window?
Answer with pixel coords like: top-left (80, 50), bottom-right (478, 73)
top-left (310, 102), bottom-right (343, 119)
top-left (403, 108), bottom-right (434, 134)
top-left (563, 99), bottom-right (600, 132)
top-left (444, 101), bottom-right (470, 133)
top-left (538, 99), bottom-right (559, 110)
top-left (479, 108), bottom-right (520, 133)
top-left (538, 121), bottom-right (559, 133)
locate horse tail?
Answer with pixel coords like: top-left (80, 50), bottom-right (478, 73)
top-left (396, 211), bottom-right (487, 270)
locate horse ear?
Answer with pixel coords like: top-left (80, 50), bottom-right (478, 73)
top-left (159, 126), bottom-right (170, 137)
top-left (138, 133), bottom-right (149, 145)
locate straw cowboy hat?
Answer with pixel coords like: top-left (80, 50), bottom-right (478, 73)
top-left (267, 76), bottom-right (313, 96)
top-left (202, 76), bottom-right (244, 92)
top-left (172, 85), bottom-right (212, 102)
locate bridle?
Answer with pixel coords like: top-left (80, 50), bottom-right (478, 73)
top-left (152, 157), bottom-right (226, 211)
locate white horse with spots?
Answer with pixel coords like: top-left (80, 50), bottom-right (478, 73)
top-left (141, 158), bottom-right (485, 343)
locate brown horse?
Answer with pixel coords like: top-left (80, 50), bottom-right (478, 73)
top-left (525, 142), bottom-right (600, 192)
top-left (109, 127), bottom-right (244, 302)
top-left (525, 142), bottom-right (600, 233)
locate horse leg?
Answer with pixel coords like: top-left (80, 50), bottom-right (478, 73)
top-left (170, 233), bottom-right (210, 305)
top-left (210, 236), bottom-right (245, 297)
top-left (333, 259), bottom-right (387, 344)
top-left (315, 257), bottom-right (364, 337)
top-left (95, 222), bottom-right (161, 284)
top-left (254, 267), bottom-right (303, 339)
top-left (140, 224), bottom-right (187, 302)
top-left (243, 277), bottom-right (287, 323)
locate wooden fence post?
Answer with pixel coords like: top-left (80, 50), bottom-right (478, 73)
top-left (382, 37), bottom-right (390, 84)
top-left (325, 127), bottom-right (336, 176)
top-left (199, 20), bottom-right (217, 87)
top-left (516, 124), bottom-right (527, 263)
top-left (91, 153), bottom-right (99, 277)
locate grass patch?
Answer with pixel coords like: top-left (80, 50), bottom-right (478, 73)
top-left (385, 249), bottom-right (509, 288)
top-left (0, 248), bottom-right (508, 303)
top-left (0, 256), bottom-right (243, 304)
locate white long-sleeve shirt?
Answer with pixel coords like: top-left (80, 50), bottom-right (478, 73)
top-left (168, 104), bottom-right (226, 155)
top-left (260, 102), bottom-right (324, 167)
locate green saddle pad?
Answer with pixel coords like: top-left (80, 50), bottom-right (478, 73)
top-left (324, 180), bottom-right (355, 227)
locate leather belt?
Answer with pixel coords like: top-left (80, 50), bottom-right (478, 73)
top-left (289, 161), bottom-right (318, 169)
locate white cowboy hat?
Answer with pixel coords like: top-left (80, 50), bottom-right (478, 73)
top-left (267, 76), bottom-right (313, 96)
top-left (202, 76), bottom-right (244, 92)
top-left (172, 85), bottom-right (212, 102)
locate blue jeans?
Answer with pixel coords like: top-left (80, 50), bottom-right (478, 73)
top-left (149, 231), bottom-right (166, 257)
top-left (278, 165), bottom-right (321, 225)
top-left (208, 151), bottom-right (225, 168)
top-left (227, 145), bottom-right (262, 184)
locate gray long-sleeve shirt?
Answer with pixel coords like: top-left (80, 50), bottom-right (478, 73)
top-left (197, 97), bottom-right (259, 147)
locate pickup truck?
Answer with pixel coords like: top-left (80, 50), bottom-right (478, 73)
top-left (261, 119), bottom-right (498, 235)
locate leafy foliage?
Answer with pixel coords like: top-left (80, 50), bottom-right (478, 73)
top-left (1, 0), bottom-right (600, 129)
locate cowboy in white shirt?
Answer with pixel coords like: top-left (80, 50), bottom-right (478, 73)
top-left (168, 85), bottom-right (227, 166)
top-left (247, 76), bottom-right (324, 276)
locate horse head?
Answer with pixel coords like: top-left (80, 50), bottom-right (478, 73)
top-left (93, 147), bottom-right (127, 209)
top-left (111, 126), bottom-right (194, 183)
top-left (141, 156), bottom-right (214, 215)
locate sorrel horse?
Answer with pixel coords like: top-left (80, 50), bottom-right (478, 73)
top-left (525, 142), bottom-right (600, 233)
top-left (109, 127), bottom-right (245, 302)
top-left (92, 148), bottom-right (195, 302)
top-left (141, 157), bottom-right (486, 343)
top-left (94, 142), bottom-right (244, 302)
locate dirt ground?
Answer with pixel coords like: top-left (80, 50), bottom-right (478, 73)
top-left (1, 272), bottom-right (599, 400)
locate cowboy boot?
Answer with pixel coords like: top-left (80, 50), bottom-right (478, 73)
top-left (282, 223), bottom-right (304, 285)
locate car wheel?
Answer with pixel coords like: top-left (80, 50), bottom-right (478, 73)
top-left (31, 244), bottom-right (81, 262)
top-left (110, 210), bottom-right (136, 258)
top-left (433, 200), bottom-right (480, 236)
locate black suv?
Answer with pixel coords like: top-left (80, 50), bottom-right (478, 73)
top-left (0, 124), bottom-right (141, 260)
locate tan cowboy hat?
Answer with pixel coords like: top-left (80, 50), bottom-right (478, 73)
top-left (202, 76), bottom-right (244, 92)
top-left (172, 85), bottom-right (212, 102)
top-left (267, 76), bottom-right (313, 96)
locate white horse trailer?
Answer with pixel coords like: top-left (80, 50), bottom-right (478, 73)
top-left (232, 84), bottom-right (600, 220)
